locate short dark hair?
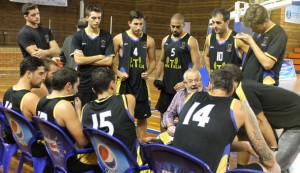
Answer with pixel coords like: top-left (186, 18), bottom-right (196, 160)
top-left (52, 68), bottom-right (78, 90)
top-left (243, 4), bottom-right (269, 27)
top-left (20, 56), bottom-right (44, 77)
top-left (221, 64), bottom-right (243, 83)
top-left (129, 10), bottom-right (145, 21)
top-left (211, 8), bottom-right (230, 22)
top-left (77, 18), bottom-right (88, 29)
top-left (41, 58), bottom-right (58, 72)
top-left (22, 3), bottom-right (38, 15)
top-left (210, 69), bottom-right (234, 94)
top-left (85, 5), bottom-right (103, 17)
top-left (91, 67), bottom-right (115, 94)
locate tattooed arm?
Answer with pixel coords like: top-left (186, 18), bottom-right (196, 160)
top-left (234, 100), bottom-right (280, 172)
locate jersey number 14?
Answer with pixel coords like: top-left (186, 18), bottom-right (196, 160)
top-left (182, 102), bottom-right (214, 127)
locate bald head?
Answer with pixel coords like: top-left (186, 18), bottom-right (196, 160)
top-left (171, 13), bottom-right (185, 22)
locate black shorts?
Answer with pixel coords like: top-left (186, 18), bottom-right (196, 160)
top-left (155, 91), bottom-right (175, 114)
top-left (134, 100), bottom-right (151, 119)
top-left (237, 163), bottom-right (264, 171)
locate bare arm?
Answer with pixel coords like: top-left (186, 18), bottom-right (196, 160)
top-left (155, 36), bottom-right (167, 80)
top-left (239, 102), bottom-right (280, 172)
top-left (73, 50), bottom-right (106, 65)
top-left (203, 35), bottom-right (211, 75)
top-left (256, 111), bottom-right (278, 148)
top-left (235, 33), bottom-right (275, 70)
top-left (22, 93), bottom-right (40, 121)
top-left (189, 36), bottom-right (200, 70)
top-left (55, 100), bottom-right (88, 147)
top-left (31, 83), bottom-right (49, 98)
top-left (236, 38), bottom-right (249, 56)
top-left (26, 40), bottom-right (60, 58)
top-left (91, 55), bottom-right (113, 66)
top-left (142, 36), bottom-right (156, 80)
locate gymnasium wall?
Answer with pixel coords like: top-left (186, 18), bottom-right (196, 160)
top-left (0, 0), bottom-right (299, 56)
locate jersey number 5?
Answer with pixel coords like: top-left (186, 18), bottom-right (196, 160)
top-left (91, 111), bottom-right (114, 135)
top-left (182, 102), bottom-right (214, 127)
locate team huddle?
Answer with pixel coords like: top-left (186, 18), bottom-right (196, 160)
top-left (2, 2), bottom-right (300, 173)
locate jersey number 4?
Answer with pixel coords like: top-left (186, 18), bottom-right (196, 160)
top-left (92, 111), bottom-right (114, 135)
top-left (182, 102), bottom-right (214, 127)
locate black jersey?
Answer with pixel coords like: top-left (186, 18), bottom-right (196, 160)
top-left (163, 34), bottom-right (193, 94)
top-left (209, 31), bottom-right (242, 72)
top-left (81, 95), bottom-right (137, 156)
top-left (242, 25), bottom-right (287, 86)
top-left (72, 29), bottom-right (114, 92)
top-left (18, 25), bottom-right (55, 58)
top-left (235, 79), bottom-right (300, 129)
top-left (173, 92), bottom-right (237, 172)
top-left (3, 87), bottom-right (30, 113)
top-left (36, 95), bottom-right (75, 141)
top-left (117, 32), bottom-right (149, 101)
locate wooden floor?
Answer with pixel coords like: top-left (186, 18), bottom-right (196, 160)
top-left (0, 49), bottom-right (300, 172)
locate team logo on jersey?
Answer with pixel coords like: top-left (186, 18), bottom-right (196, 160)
top-left (142, 41), bottom-right (147, 48)
top-left (164, 42), bottom-right (169, 46)
top-left (82, 42), bottom-right (87, 46)
top-left (45, 35), bottom-right (49, 43)
top-left (123, 42), bottom-right (128, 46)
top-left (227, 44), bottom-right (232, 52)
top-left (210, 46), bottom-right (214, 49)
top-left (180, 42), bottom-right (186, 49)
top-left (101, 40), bottom-right (106, 48)
top-left (98, 144), bottom-right (116, 169)
top-left (10, 119), bottom-right (23, 139)
top-left (261, 37), bottom-right (268, 47)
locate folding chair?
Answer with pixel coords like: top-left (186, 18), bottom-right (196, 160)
top-left (226, 168), bottom-right (265, 173)
top-left (142, 143), bottom-right (213, 173)
top-left (33, 117), bottom-right (96, 173)
top-left (0, 107), bottom-right (50, 173)
top-left (83, 128), bottom-right (149, 173)
top-left (0, 105), bottom-right (18, 173)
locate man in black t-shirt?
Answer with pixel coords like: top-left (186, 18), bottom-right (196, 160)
top-left (223, 64), bottom-right (300, 173)
top-left (72, 5), bottom-right (114, 106)
top-left (235, 4), bottom-right (287, 86)
top-left (18, 3), bottom-right (60, 58)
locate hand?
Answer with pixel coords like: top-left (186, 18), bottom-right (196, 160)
top-left (174, 81), bottom-right (185, 91)
top-left (234, 32), bottom-right (254, 45)
top-left (167, 125), bottom-right (176, 136)
top-left (153, 80), bottom-right (165, 90)
top-left (31, 48), bottom-right (49, 58)
top-left (243, 141), bottom-right (259, 157)
top-left (74, 97), bottom-right (82, 114)
top-left (140, 136), bottom-right (157, 144)
top-left (118, 72), bottom-right (128, 81)
top-left (141, 72), bottom-right (148, 80)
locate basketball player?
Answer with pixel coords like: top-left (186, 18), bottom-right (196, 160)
top-left (235, 4), bottom-right (287, 86)
top-left (36, 67), bottom-right (99, 172)
top-left (203, 8), bottom-right (248, 74)
top-left (173, 69), bottom-right (280, 173)
top-left (155, 13), bottom-right (200, 131)
top-left (72, 4), bottom-right (114, 106)
top-left (81, 67), bottom-right (155, 157)
top-left (112, 10), bottom-right (156, 140)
